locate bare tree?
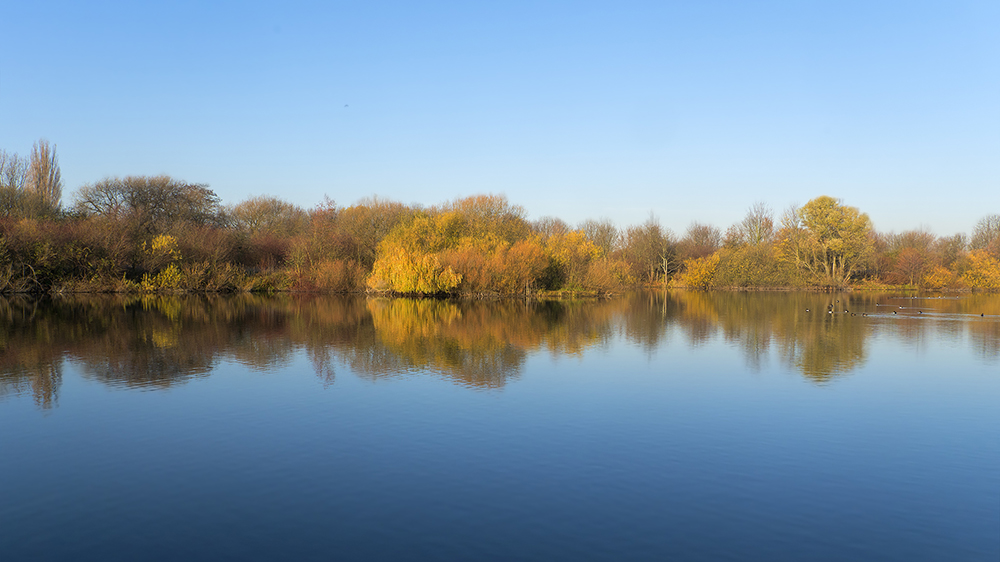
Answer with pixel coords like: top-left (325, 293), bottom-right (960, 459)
top-left (677, 222), bottom-right (722, 261)
top-left (578, 218), bottom-right (620, 257)
top-left (623, 214), bottom-right (676, 283)
top-left (0, 150), bottom-right (28, 191)
top-left (0, 150), bottom-right (29, 216)
top-left (735, 202), bottom-right (774, 246)
top-left (970, 214), bottom-right (1000, 257)
top-left (74, 175), bottom-right (222, 233)
top-left (27, 139), bottom-right (62, 212)
top-left (531, 216), bottom-right (569, 240)
top-left (230, 195), bottom-right (309, 237)
top-left (934, 233), bottom-right (966, 268)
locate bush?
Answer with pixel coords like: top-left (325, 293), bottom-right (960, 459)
top-left (677, 253), bottom-right (721, 289)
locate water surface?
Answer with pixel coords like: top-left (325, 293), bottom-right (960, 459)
top-left (1, 292), bottom-right (998, 561)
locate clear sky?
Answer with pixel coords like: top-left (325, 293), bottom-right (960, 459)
top-left (2, 0), bottom-right (998, 236)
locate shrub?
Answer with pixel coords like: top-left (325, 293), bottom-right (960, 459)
top-left (678, 253), bottom-right (721, 289)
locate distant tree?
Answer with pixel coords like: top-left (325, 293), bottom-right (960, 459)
top-left (544, 230), bottom-right (601, 289)
top-left (531, 216), bottom-right (569, 240)
top-left (884, 229), bottom-right (936, 285)
top-left (893, 248), bottom-right (930, 287)
top-left (230, 195), bottom-right (309, 237)
top-left (73, 175), bottom-right (222, 233)
top-left (27, 139), bottom-right (62, 213)
top-left (778, 196), bottom-right (874, 286)
top-left (578, 218), bottom-right (619, 257)
top-left (334, 196), bottom-right (415, 268)
top-left (0, 150), bottom-right (29, 216)
top-left (440, 194), bottom-right (530, 244)
top-left (888, 229), bottom-right (935, 254)
top-left (0, 146), bottom-right (59, 218)
top-left (958, 249), bottom-right (1000, 289)
top-left (970, 214), bottom-right (1000, 258)
top-left (367, 213), bottom-right (465, 294)
top-left (677, 222), bottom-right (722, 261)
top-left (726, 202), bottom-right (774, 247)
top-left (933, 233), bottom-right (966, 268)
top-left (622, 215), bottom-right (675, 283)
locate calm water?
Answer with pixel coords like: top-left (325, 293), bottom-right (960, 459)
top-left (1, 292), bottom-right (998, 561)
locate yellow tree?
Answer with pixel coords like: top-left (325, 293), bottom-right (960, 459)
top-left (779, 196), bottom-right (874, 286)
top-left (958, 250), bottom-right (1000, 290)
top-left (367, 212), bottom-right (465, 294)
top-left (544, 230), bottom-right (601, 289)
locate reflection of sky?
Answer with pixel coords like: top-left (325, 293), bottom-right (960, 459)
top-left (3, 303), bottom-right (999, 560)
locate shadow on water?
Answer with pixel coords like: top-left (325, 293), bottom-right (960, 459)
top-left (1, 291), bottom-right (998, 407)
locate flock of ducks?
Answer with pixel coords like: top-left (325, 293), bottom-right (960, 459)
top-left (806, 300), bottom-right (986, 317)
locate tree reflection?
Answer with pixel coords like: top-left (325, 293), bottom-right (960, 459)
top-left (666, 291), bottom-right (874, 382)
top-left (1, 292), bottom-right (998, 407)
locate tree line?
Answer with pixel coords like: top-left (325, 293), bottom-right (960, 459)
top-left (1, 140), bottom-right (998, 294)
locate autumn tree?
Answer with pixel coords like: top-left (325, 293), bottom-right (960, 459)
top-left (893, 248), bottom-right (929, 286)
top-left (957, 250), bottom-right (1000, 289)
top-left (933, 233), bottom-right (966, 269)
top-left (367, 212), bottom-right (464, 294)
top-left (543, 230), bottom-right (602, 289)
top-left (333, 196), bottom-right (415, 269)
top-left (712, 203), bottom-right (796, 287)
top-left (368, 197), bottom-right (555, 294)
top-left (885, 229), bottom-right (936, 286)
top-left (440, 194), bottom-right (530, 245)
top-left (678, 253), bottom-right (720, 289)
top-left (778, 196), bottom-right (874, 286)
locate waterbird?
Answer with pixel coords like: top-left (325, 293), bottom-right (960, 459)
top-left (893, 311), bottom-right (897, 314)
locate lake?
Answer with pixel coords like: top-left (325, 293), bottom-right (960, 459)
top-left (1, 292), bottom-right (998, 561)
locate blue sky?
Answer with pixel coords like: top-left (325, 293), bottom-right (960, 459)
top-left (2, 0), bottom-right (998, 236)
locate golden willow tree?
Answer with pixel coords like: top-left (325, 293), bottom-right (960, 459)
top-left (778, 196), bottom-right (874, 286)
top-left (366, 195), bottom-right (557, 295)
top-left (366, 212), bottom-right (464, 294)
